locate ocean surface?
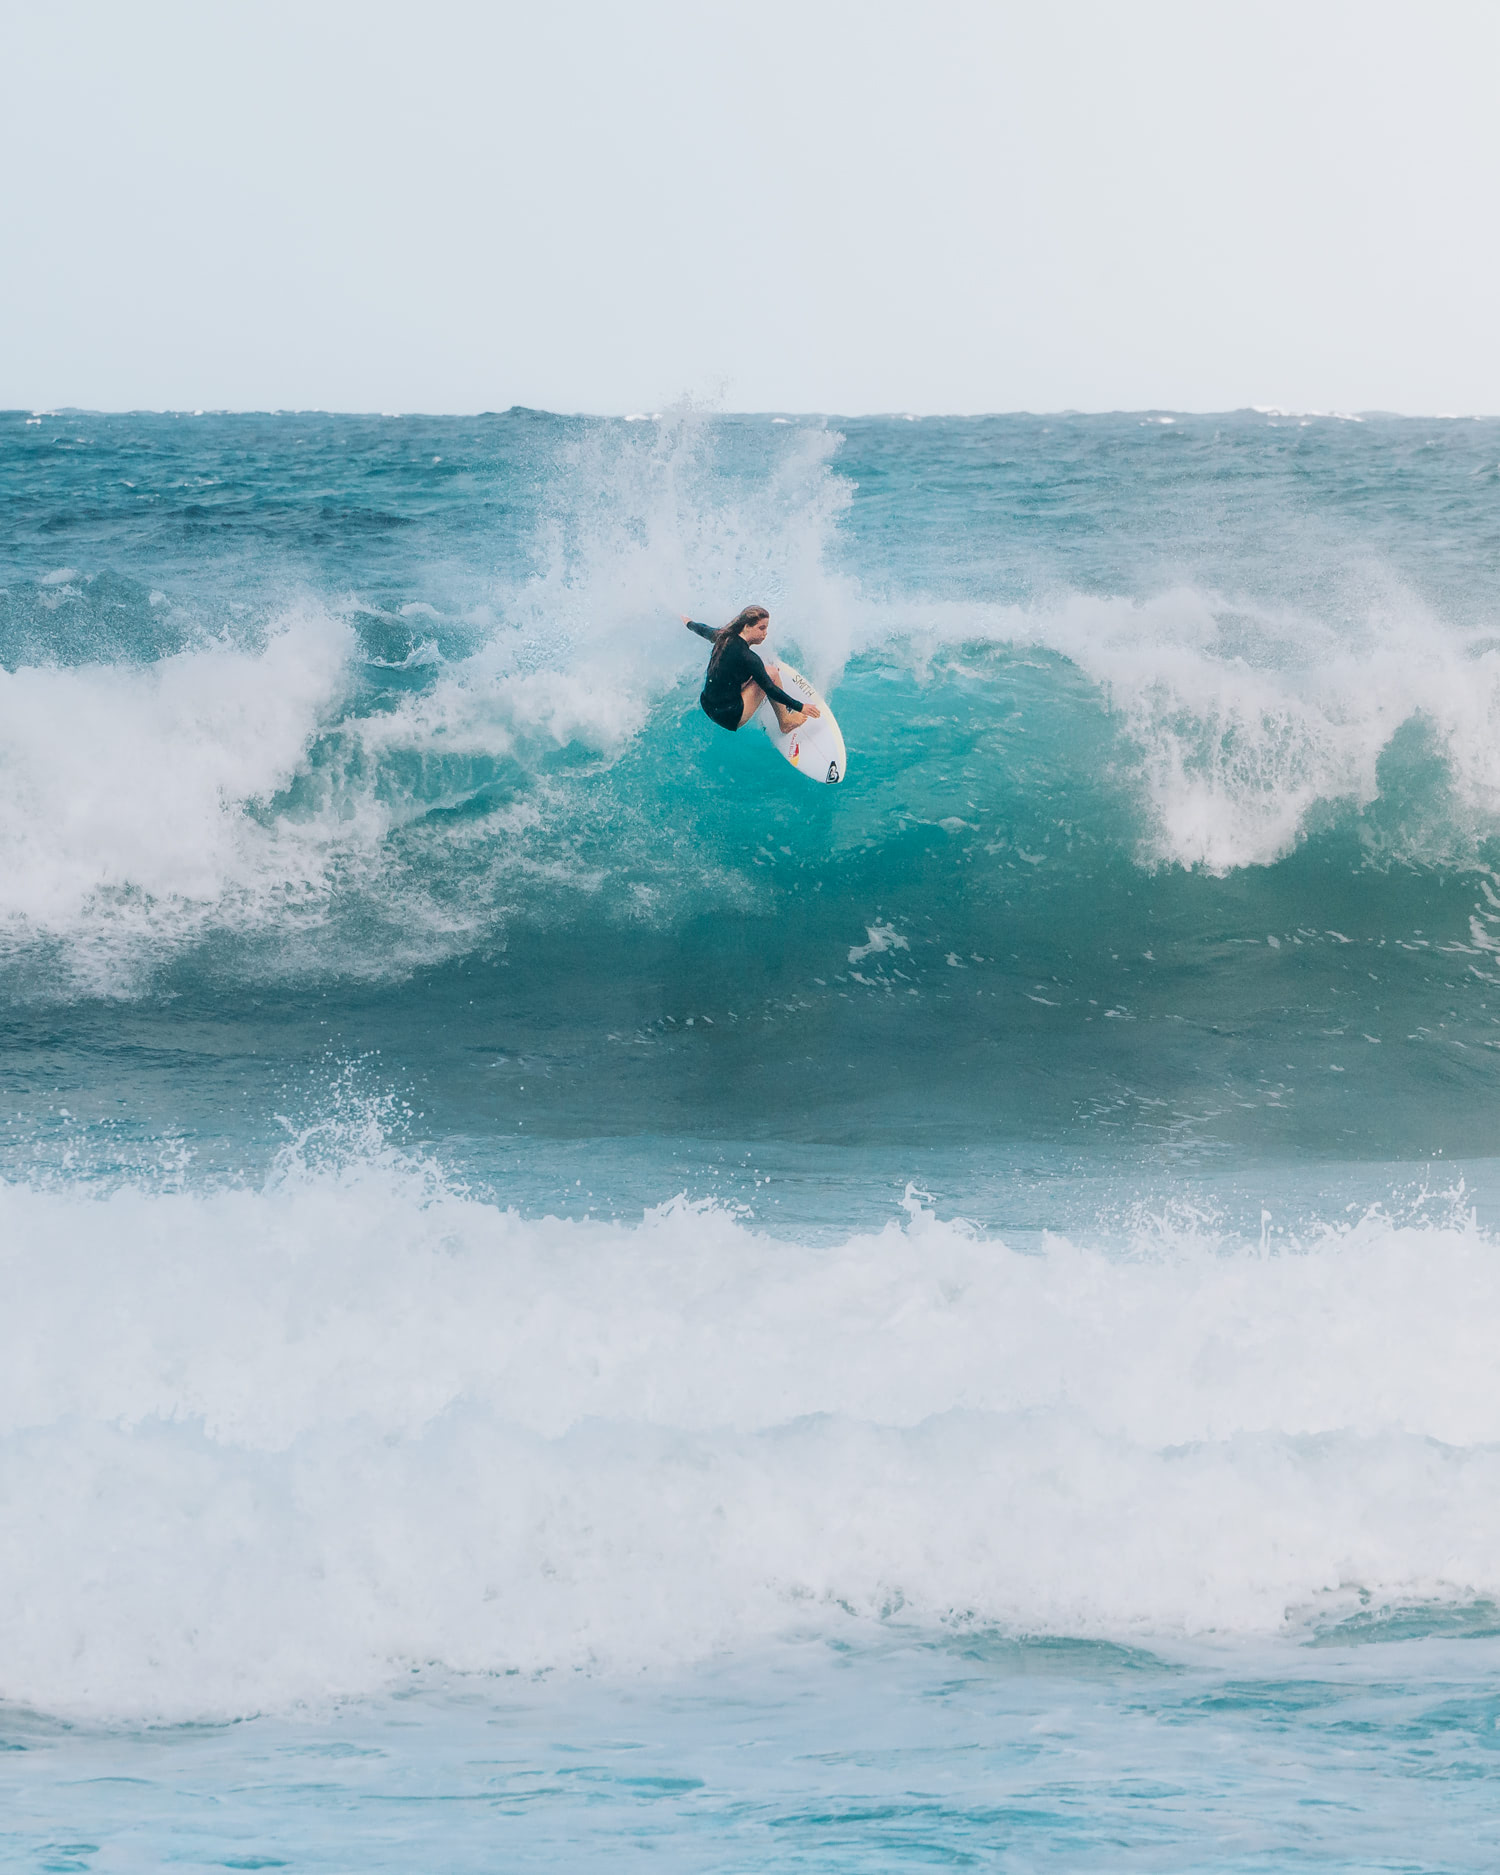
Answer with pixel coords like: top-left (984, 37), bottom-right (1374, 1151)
top-left (5, 405), bottom-right (1500, 1869)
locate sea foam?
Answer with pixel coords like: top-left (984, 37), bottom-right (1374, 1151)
top-left (5, 1140), bottom-right (1500, 1719)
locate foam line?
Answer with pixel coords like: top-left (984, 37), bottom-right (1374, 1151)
top-left (4, 1152), bottom-right (1498, 1718)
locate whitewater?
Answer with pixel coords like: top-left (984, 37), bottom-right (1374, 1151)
top-left (6, 406), bottom-right (1500, 1870)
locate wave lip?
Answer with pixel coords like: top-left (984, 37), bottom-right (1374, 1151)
top-left (0, 606), bottom-right (356, 984)
top-left (983, 583), bottom-right (1500, 874)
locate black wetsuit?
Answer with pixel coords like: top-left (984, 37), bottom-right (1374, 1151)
top-left (686, 620), bottom-right (805, 731)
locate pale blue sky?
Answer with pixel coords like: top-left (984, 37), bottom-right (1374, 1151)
top-left (5, 0), bottom-right (1498, 413)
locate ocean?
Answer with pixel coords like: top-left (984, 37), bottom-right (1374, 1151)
top-left (5, 405), bottom-right (1500, 1869)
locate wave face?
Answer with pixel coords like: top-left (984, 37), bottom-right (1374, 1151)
top-left (6, 407), bottom-right (1500, 1719)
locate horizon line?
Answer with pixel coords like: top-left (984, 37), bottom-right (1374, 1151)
top-left (6, 403), bottom-right (1499, 423)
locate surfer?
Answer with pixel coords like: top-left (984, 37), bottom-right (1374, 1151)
top-left (683, 607), bottom-right (822, 733)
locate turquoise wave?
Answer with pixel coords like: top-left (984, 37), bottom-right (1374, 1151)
top-left (3, 408), bottom-right (1500, 1177)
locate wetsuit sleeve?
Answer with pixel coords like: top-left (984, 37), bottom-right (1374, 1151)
top-left (742, 647), bottom-right (805, 712)
top-left (684, 620), bottom-right (717, 641)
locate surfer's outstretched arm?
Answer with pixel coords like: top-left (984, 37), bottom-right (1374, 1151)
top-left (682, 617), bottom-right (716, 641)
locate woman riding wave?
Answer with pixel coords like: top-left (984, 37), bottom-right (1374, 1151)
top-left (682, 606), bottom-right (822, 733)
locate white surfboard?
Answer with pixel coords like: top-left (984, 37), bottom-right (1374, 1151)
top-left (755, 660), bottom-right (847, 785)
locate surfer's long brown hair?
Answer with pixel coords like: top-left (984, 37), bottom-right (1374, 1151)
top-left (707, 605), bottom-right (769, 675)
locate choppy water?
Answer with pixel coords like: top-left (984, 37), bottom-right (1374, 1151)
top-left (5, 405), bottom-right (1500, 1868)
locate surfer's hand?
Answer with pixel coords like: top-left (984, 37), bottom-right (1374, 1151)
top-left (679, 614), bottom-right (692, 625)
top-left (806, 704), bottom-right (822, 719)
